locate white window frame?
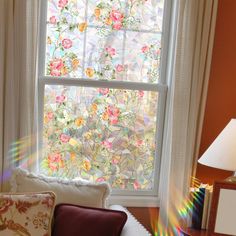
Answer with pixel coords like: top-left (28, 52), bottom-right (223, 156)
top-left (37, 0), bottom-right (175, 207)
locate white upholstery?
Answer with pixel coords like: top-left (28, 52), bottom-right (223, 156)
top-left (109, 205), bottom-right (151, 236)
top-left (10, 169), bottom-right (151, 235)
top-left (11, 168), bottom-right (110, 208)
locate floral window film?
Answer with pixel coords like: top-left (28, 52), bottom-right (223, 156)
top-left (40, 0), bottom-right (166, 192)
top-left (45, 0), bottom-right (164, 82)
top-left (42, 85), bottom-right (158, 190)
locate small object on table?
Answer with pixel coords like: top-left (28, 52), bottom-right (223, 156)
top-left (192, 188), bottom-right (205, 229)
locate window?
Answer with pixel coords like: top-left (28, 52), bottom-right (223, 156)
top-left (38, 0), bottom-right (171, 205)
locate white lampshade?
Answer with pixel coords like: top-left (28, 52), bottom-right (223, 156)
top-left (198, 119), bottom-right (236, 171)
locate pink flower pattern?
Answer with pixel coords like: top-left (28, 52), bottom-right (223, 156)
top-left (96, 177), bottom-right (105, 183)
top-left (98, 88), bottom-right (109, 95)
top-left (102, 140), bottom-right (112, 149)
top-left (50, 58), bottom-right (64, 76)
top-left (58, 0), bottom-right (68, 8)
top-left (133, 180), bottom-right (140, 190)
top-left (110, 10), bottom-right (124, 22)
top-left (116, 64), bottom-right (124, 72)
top-left (60, 134), bottom-right (70, 143)
top-left (48, 153), bottom-right (62, 163)
top-left (47, 112), bottom-right (54, 120)
top-left (113, 21), bottom-right (122, 30)
top-left (106, 46), bottom-right (116, 56)
top-left (107, 105), bottom-right (120, 117)
top-left (138, 90), bottom-right (144, 98)
top-left (62, 39), bottom-right (72, 49)
top-left (49, 16), bottom-right (57, 24)
top-left (56, 95), bottom-right (66, 103)
top-left (141, 46), bottom-right (149, 53)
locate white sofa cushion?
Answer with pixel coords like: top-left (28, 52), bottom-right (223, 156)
top-left (109, 205), bottom-right (151, 236)
top-left (10, 168), bottom-right (110, 208)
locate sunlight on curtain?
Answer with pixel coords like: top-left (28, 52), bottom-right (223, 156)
top-left (0, 0), bottom-right (40, 191)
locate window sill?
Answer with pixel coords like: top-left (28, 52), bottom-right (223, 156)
top-left (107, 195), bottom-right (160, 207)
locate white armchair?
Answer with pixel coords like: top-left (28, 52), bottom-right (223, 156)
top-left (109, 205), bottom-right (151, 236)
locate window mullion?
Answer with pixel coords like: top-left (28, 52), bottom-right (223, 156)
top-left (39, 76), bottom-right (167, 92)
top-left (81, 0), bottom-right (89, 76)
top-left (86, 24), bottom-right (162, 34)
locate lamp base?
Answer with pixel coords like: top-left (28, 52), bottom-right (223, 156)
top-left (225, 176), bottom-right (236, 182)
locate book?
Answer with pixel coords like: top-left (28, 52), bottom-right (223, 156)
top-left (201, 188), bottom-right (210, 229)
top-left (200, 184), bottom-right (213, 229)
top-left (191, 187), bottom-right (205, 229)
top-left (206, 189), bottom-right (213, 229)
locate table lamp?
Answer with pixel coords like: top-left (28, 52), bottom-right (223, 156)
top-left (198, 119), bottom-right (236, 182)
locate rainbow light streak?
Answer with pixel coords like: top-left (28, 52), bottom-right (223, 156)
top-left (0, 169), bottom-right (11, 183)
top-left (0, 135), bottom-right (37, 185)
top-left (1, 137), bottom-right (205, 236)
top-left (150, 177), bottom-right (203, 235)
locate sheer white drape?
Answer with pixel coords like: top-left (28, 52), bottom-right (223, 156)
top-left (0, 0), bottom-right (40, 190)
top-left (158, 0), bottom-right (218, 230)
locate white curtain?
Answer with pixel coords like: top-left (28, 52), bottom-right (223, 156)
top-left (158, 0), bottom-right (218, 230)
top-left (0, 0), bottom-right (40, 191)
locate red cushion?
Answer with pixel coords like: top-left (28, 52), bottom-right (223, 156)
top-left (52, 204), bottom-right (127, 236)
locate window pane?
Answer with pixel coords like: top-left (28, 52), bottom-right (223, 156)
top-left (42, 85), bottom-right (158, 190)
top-left (84, 28), bottom-right (124, 80)
top-left (87, 0), bottom-right (165, 32)
top-left (45, 0), bottom-right (165, 82)
top-left (46, 0), bottom-right (87, 78)
top-left (87, 0), bottom-right (126, 28)
top-left (125, 32), bottom-right (161, 83)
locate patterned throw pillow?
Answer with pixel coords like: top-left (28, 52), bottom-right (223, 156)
top-left (0, 192), bottom-right (55, 236)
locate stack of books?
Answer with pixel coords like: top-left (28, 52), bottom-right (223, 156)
top-left (190, 184), bottom-right (213, 230)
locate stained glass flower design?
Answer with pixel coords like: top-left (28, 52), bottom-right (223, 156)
top-left (45, 0), bottom-right (164, 82)
top-left (42, 0), bottom-right (165, 190)
top-left (42, 85), bottom-right (158, 190)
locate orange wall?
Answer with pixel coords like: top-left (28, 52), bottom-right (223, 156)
top-left (196, 0), bottom-right (236, 184)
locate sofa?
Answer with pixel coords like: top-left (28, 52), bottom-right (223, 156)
top-left (110, 205), bottom-right (151, 236)
top-left (0, 168), bottom-right (151, 235)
